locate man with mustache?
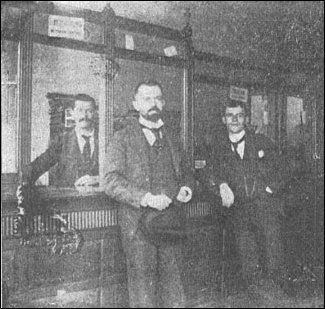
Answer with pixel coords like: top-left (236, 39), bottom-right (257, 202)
top-left (104, 80), bottom-right (195, 308)
top-left (20, 93), bottom-right (99, 187)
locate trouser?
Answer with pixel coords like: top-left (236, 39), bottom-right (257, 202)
top-left (119, 209), bottom-right (185, 308)
top-left (230, 197), bottom-right (285, 283)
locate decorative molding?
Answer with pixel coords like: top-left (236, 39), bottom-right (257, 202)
top-left (2, 208), bottom-right (119, 239)
top-left (2, 202), bottom-right (213, 239)
top-left (17, 7), bottom-right (34, 172)
top-left (185, 201), bottom-right (213, 218)
top-left (181, 7), bottom-right (194, 162)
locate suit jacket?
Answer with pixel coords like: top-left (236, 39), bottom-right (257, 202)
top-left (23, 129), bottom-right (99, 187)
top-left (208, 130), bottom-right (289, 208)
top-left (104, 118), bottom-right (195, 231)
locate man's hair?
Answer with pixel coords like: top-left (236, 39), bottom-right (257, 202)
top-left (223, 99), bottom-right (246, 115)
top-left (134, 80), bottom-right (163, 95)
top-left (73, 94), bottom-right (97, 109)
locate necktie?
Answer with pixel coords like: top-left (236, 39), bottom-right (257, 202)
top-left (151, 128), bottom-right (163, 149)
top-left (141, 126), bottom-right (163, 149)
top-left (230, 135), bottom-right (245, 159)
top-left (82, 135), bottom-right (91, 161)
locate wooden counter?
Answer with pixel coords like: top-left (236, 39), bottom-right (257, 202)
top-left (2, 187), bottom-right (223, 308)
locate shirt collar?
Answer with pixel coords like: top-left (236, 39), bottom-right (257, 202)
top-left (75, 126), bottom-right (95, 139)
top-left (139, 115), bottom-right (164, 129)
top-left (229, 130), bottom-right (246, 143)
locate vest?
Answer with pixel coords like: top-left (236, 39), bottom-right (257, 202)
top-left (226, 145), bottom-right (257, 202)
top-left (147, 135), bottom-right (179, 200)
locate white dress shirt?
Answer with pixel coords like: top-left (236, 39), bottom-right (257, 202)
top-left (229, 130), bottom-right (246, 160)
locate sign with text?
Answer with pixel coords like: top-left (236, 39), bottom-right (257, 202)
top-left (48, 15), bottom-right (84, 40)
top-left (194, 160), bottom-right (206, 169)
top-left (229, 86), bottom-right (248, 103)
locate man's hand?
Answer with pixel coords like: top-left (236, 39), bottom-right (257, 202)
top-left (74, 175), bottom-right (99, 187)
top-left (141, 193), bottom-right (172, 211)
top-left (176, 186), bottom-right (192, 203)
top-left (219, 183), bottom-right (234, 208)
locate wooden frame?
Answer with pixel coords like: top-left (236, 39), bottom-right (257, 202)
top-left (1, 1), bottom-right (309, 192)
top-left (1, 1), bottom-right (195, 196)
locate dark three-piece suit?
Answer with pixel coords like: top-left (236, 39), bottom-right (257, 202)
top-left (104, 117), bottom-right (195, 308)
top-left (210, 130), bottom-right (289, 282)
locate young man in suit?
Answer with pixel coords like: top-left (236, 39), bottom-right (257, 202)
top-left (209, 99), bottom-right (290, 296)
top-left (20, 93), bottom-right (99, 187)
top-left (104, 80), bottom-right (195, 308)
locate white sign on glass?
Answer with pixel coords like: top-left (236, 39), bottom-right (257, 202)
top-left (164, 46), bottom-right (178, 57)
top-left (48, 15), bottom-right (85, 40)
top-left (125, 34), bottom-right (135, 50)
top-left (229, 85), bottom-right (248, 103)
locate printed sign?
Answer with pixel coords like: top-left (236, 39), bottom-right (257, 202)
top-left (48, 15), bottom-right (84, 40)
top-left (194, 160), bottom-right (206, 169)
top-left (230, 85), bottom-right (248, 103)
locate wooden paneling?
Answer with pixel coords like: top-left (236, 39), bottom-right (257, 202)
top-left (2, 194), bottom-right (221, 308)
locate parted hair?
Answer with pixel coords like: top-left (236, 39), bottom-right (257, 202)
top-left (73, 94), bottom-right (97, 109)
top-left (223, 98), bottom-right (246, 115)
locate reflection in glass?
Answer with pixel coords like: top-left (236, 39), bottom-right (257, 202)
top-left (31, 43), bottom-right (105, 186)
top-left (1, 40), bottom-right (19, 173)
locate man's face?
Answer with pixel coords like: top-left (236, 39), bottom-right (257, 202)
top-left (133, 85), bottom-right (165, 122)
top-left (223, 106), bottom-right (246, 134)
top-left (72, 100), bottom-right (96, 129)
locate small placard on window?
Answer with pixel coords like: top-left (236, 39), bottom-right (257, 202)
top-left (164, 46), bottom-right (178, 57)
top-left (195, 160), bottom-right (206, 169)
top-left (48, 15), bottom-right (84, 40)
top-left (125, 34), bottom-right (135, 50)
top-left (230, 85), bottom-right (248, 103)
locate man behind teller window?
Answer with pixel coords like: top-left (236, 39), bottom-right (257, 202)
top-left (20, 93), bottom-right (99, 188)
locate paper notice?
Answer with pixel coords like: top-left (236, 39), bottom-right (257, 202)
top-left (194, 160), bottom-right (206, 169)
top-left (48, 15), bottom-right (84, 40)
top-left (164, 46), bottom-right (178, 57)
top-left (125, 34), bottom-right (135, 50)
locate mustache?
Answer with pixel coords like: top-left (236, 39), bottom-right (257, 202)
top-left (148, 107), bottom-right (161, 113)
top-left (78, 117), bottom-right (92, 122)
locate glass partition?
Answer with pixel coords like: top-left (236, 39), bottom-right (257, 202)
top-left (115, 28), bottom-right (185, 59)
top-left (194, 82), bottom-right (228, 152)
top-left (1, 40), bottom-right (19, 174)
top-left (31, 43), bottom-right (106, 186)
